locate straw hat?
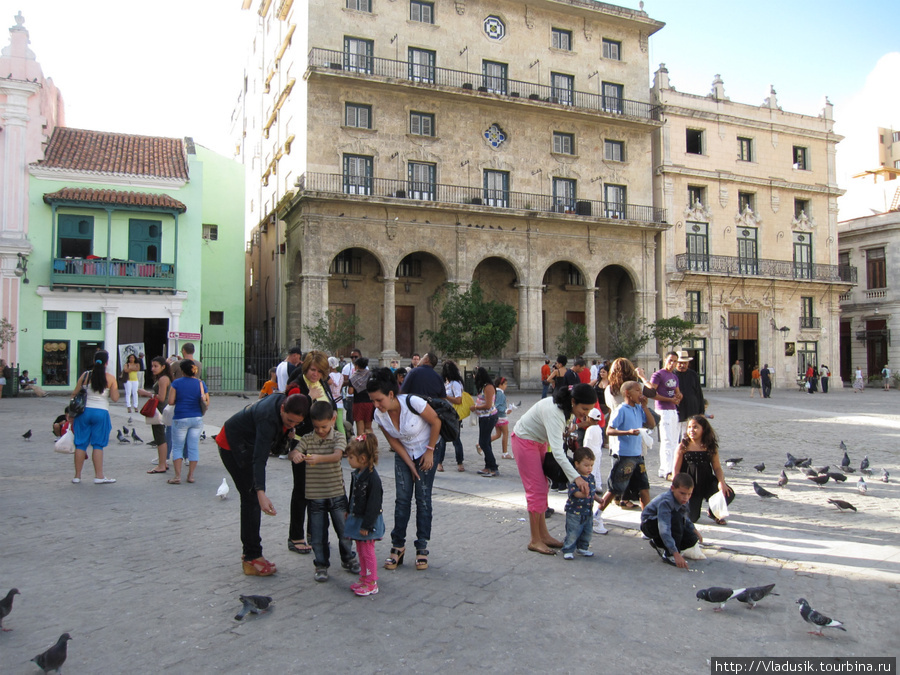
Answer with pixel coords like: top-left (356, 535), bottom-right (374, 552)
top-left (675, 350), bottom-right (693, 362)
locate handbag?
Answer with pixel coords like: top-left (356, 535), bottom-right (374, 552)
top-left (68, 371), bottom-right (90, 417)
top-left (453, 391), bottom-right (474, 421)
top-left (140, 397), bottom-right (159, 418)
top-left (198, 380), bottom-right (209, 414)
top-left (162, 405), bottom-right (175, 427)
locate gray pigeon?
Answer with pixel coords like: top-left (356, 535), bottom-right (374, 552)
top-left (116, 429), bottom-right (131, 444)
top-left (753, 482), bottom-right (778, 498)
top-left (235, 594), bottom-right (273, 621)
top-left (735, 583), bottom-right (778, 609)
top-left (725, 457), bottom-right (743, 468)
top-left (804, 468), bottom-right (820, 478)
top-left (122, 425), bottom-right (129, 436)
top-left (840, 450), bottom-right (850, 468)
top-left (777, 470), bottom-right (789, 488)
top-left (200, 430), bottom-right (207, 442)
top-left (827, 499), bottom-right (856, 512)
top-left (796, 598), bottom-right (846, 636)
top-left (696, 586), bottom-right (746, 611)
top-left (814, 466), bottom-right (830, 475)
top-left (31, 633), bottom-right (72, 673)
top-left (807, 474), bottom-right (829, 487)
top-left (826, 472), bottom-right (847, 482)
top-left (839, 440), bottom-right (847, 452)
top-left (754, 463), bottom-right (765, 473)
top-left (131, 428), bottom-right (143, 443)
top-left (0, 588), bottom-right (19, 631)
top-left (882, 469), bottom-right (890, 483)
top-left (797, 458), bottom-right (812, 468)
top-left (860, 455), bottom-right (869, 472)
top-left (857, 477), bottom-right (867, 495)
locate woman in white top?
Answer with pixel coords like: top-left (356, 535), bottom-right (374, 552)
top-left (436, 359), bottom-right (466, 472)
top-left (367, 367), bottom-right (442, 572)
top-left (327, 356), bottom-right (346, 437)
top-left (71, 349), bottom-right (120, 484)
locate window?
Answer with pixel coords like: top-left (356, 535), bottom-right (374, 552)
top-left (202, 224), bottom-right (218, 241)
top-left (797, 341), bottom-right (818, 377)
top-left (550, 72), bottom-right (574, 105)
top-left (552, 178), bottom-right (576, 212)
top-left (688, 185), bottom-right (706, 206)
top-left (331, 250), bottom-right (362, 275)
top-left (794, 198), bottom-right (810, 219)
top-left (408, 48), bottom-right (435, 83)
top-left (602, 81), bottom-right (624, 113)
top-left (604, 184), bottom-right (626, 218)
top-left (839, 251), bottom-right (853, 282)
top-left (345, 103), bottom-right (372, 129)
top-left (895, 160), bottom-right (900, 169)
top-left (567, 265), bottom-right (584, 286)
top-left (410, 0), bottom-right (433, 23)
top-left (799, 297), bottom-right (818, 329)
top-left (602, 38), bottom-right (621, 60)
top-left (81, 312), bottom-right (101, 330)
top-left (552, 132), bottom-right (574, 155)
top-left (738, 191), bottom-right (755, 213)
top-left (57, 214), bottom-right (93, 258)
top-left (685, 222), bottom-right (709, 271)
top-left (397, 255), bottom-right (422, 278)
top-left (209, 311), bottom-right (224, 325)
top-left (686, 291), bottom-right (704, 324)
top-left (686, 129), bottom-right (704, 155)
top-left (410, 111), bottom-right (434, 136)
top-left (551, 28), bottom-right (572, 51)
top-left (343, 154), bottom-right (373, 195)
top-left (738, 136), bottom-right (753, 162)
top-left (793, 232), bottom-right (813, 279)
top-left (483, 170), bottom-right (509, 207)
top-left (47, 311), bottom-right (67, 330)
top-left (346, 0), bottom-right (371, 11)
top-left (129, 219), bottom-right (161, 263)
top-left (866, 248), bottom-right (886, 289)
top-left (793, 146), bottom-right (809, 170)
top-left (482, 60), bottom-right (507, 94)
top-left (893, 131), bottom-right (900, 143)
top-left (604, 140), bottom-right (625, 162)
top-left (737, 227), bottom-right (758, 275)
top-left (343, 37), bottom-right (373, 73)
top-left (408, 162), bottom-right (436, 200)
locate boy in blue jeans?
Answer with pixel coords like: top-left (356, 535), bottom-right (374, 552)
top-left (562, 446), bottom-right (598, 560)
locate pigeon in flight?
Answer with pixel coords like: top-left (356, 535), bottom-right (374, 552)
top-left (754, 463), bottom-right (765, 473)
top-left (22, 430), bottom-right (32, 441)
top-left (882, 469), bottom-right (890, 483)
top-left (235, 594), bottom-right (273, 621)
top-left (725, 457), bottom-right (743, 468)
top-left (696, 587), bottom-right (746, 612)
top-left (31, 633), bottom-right (72, 673)
top-left (753, 482), bottom-right (778, 498)
top-left (807, 474), bottom-right (829, 487)
top-left (796, 598), bottom-right (846, 636)
top-left (857, 477), bottom-right (867, 495)
top-left (116, 429), bottom-right (131, 444)
top-left (826, 472), bottom-right (847, 482)
top-left (735, 583), bottom-right (778, 609)
top-left (131, 428), bottom-right (143, 443)
top-left (827, 499), bottom-right (856, 512)
top-left (216, 478), bottom-right (230, 500)
top-left (777, 470), bottom-right (789, 488)
top-left (0, 588), bottom-right (19, 631)
top-left (797, 458), bottom-right (813, 468)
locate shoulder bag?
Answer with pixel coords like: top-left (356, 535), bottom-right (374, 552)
top-left (69, 371), bottom-right (90, 417)
top-left (405, 394), bottom-right (460, 442)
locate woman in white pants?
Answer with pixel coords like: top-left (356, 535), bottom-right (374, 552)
top-left (122, 353), bottom-right (141, 413)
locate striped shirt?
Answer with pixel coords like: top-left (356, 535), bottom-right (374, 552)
top-left (300, 428), bottom-right (347, 499)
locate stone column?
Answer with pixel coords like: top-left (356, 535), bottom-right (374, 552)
top-left (583, 286), bottom-right (598, 358)
top-left (298, 273), bottom-right (329, 350)
top-left (381, 276), bottom-right (400, 365)
top-left (515, 284), bottom-right (546, 389)
top-left (104, 308), bottom-right (118, 376)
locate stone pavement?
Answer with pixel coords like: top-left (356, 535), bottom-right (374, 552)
top-left (1, 385), bottom-right (898, 673)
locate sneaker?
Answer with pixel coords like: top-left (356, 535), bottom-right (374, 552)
top-left (314, 568), bottom-right (328, 582)
top-left (71, 478), bottom-right (81, 484)
top-left (476, 468), bottom-right (492, 475)
top-left (576, 549), bottom-right (594, 557)
top-left (94, 477), bottom-right (116, 484)
top-left (354, 582), bottom-right (379, 596)
top-left (342, 558), bottom-right (361, 574)
top-left (592, 515), bottom-right (609, 535)
top-left (350, 581), bottom-right (366, 593)
top-left (660, 552), bottom-right (677, 567)
top-left (563, 552), bottom-right (574, 560)
top-left (545, 508), bottom-right (554, 518)
top-left (480, 470), bottom-right (500, 478)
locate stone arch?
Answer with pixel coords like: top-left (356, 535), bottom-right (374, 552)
top-left (327, 246), bottom-right (386, 356)
top-left (594, 264), bottom-right (639, 357)
top-left (472, 256), bottom-right (520, 359)
top-left (541, 259), bottom-right (590, 356)
top-left (464, 252), bottom-right (524, 284)
top-left (393, 250), bottom-right (449, 358)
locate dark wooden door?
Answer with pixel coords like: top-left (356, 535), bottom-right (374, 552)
top-left (396, 305), bottom-right (415, 357)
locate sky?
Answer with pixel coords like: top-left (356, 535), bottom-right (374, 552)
top-left (2, 0), bottom-right (897, 186)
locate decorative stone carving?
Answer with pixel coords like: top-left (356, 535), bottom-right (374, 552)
top-left (385, 218), bottom-right (398, 240)
top-left (639, 31), bottom-right (648, 53)
top-left (588, 225), bottom-right (598, 254)
top-left (718, 184), bottom-right (729, 209)
top-left (735, 206), bottom-right (761, 228)
top-left (684, 199), bottom-right (710, 222)
top-left (770, 189), bottom-right (780, 213)
top-left (763, 85), bottom-right (780, 109)
top-left (455, 0), bottom-right (465, 15)
top-left (583, 18), bottom-right (592, 41)
top-left (524, 5), bottom-right (534, 28)
top-left (710, 74), bottom-right (727, 100)
top-left (791, 211), bottom-right (815, 231)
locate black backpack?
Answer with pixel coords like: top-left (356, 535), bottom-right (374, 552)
top-left (405, 394), bottom-right (460, 442)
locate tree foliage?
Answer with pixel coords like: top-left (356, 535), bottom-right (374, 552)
top-left (606, 314), bottom-right (651, 361)
top-left (650, 316), bottom-right (696, 349)
top-left (0, 318), bottom-right (16, 350)
top-left (303, 309), bottom-right (364, 355)
top-left (420, 281), bottom-right (517, 360)
top-left (555, 320), bottom-right (588, 359)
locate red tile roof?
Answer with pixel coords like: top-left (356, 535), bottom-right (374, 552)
top-left (43, 188), bottom-right (187, 213)
top-left (36, 128), bottom-right (189, 180)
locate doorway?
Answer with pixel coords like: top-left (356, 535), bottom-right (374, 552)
top-left (77, 341), bottom-right (105, 376)
top-left (395, 306), bottom-right (415, 358)
top-left (727, 312), bottom-right (759, 386)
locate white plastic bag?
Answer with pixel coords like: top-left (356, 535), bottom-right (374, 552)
top-left (162, 405), bottom-right (175, 427)
top-left (54, 429), bottom-right (75, 454)
top-left (681, 542), bottom-right (707, 560)
top-left (637, 428), bottom-right (654, 451)
top-left (708, 490), bottom-right (730, 520)
top-left (145, 409), bottom-right (163, 425)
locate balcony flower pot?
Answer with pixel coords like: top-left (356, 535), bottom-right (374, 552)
top-left (469, 197), bottom-right (482, 205)
top-left (510, 92), bottom-right (520, 98)
top-left (329, 62), bottom-right (343, 70)
top-left (462, 83), bottom-right (474, 90)
top-left (395, 190), bottom-right (407, 198)
top-left (477, 86), bottom-right (488, 92)
top-left (528, 93), bottom-right (541, 100)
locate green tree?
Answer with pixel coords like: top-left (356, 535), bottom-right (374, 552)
top-left (420, 281), bottom-right (517, 360)
top-left (650, 316), bottom-right (696, 349)
top-left (606, 313), bottom-right (651, 361)
top-left (303, 309), bottom-right (364, 355)
top-left (0, 318), bottom-right (16, 351)
top-left (555, 320), bottom-right (588, 358)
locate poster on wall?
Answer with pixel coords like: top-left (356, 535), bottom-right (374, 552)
top-left (118, 343), bottom-right (146, 373)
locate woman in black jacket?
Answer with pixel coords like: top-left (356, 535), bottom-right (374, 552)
top-left (217, 392), bottom-right (310, 576)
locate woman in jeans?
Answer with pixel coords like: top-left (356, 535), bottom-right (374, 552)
top-left (367, 368), bottom-right (441, 571)
top-left (436, 359), bottom-right (466, 472)
top-left (472, 367), bottom-right (499, 477)
top-left (167, 360), bottom-right (208, 484)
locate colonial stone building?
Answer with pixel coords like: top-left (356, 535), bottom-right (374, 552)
top-left (652, 67), bottom-right (854, 389)
top-left (237, 0), bottom-right (669, 386)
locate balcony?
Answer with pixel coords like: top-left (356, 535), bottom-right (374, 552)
top-left (308, 48), bottom-right (661, 124)
top-left (297, 172), bottom-right (666, 224)
top-left (799, 316), bottom-right (822, 329)
top-left (683, 311), bottom-right (708, 325)
top-left (51, 258), bottom-right (175, 291)
top-left (675, 253), bottom-right (857, 283)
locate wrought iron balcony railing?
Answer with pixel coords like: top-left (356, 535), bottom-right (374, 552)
top-left (675, 253), bottom-right (857, 283)
top-left (683, 311), bottom-right (708, 325)
top-left (297, 172), bottom-right (666, 224)
top-left (799, 316), bottom-right (822, 329)
top-left (308, 48), bottom-right (662, 123)
top-left (51, 258), bottom-right (175, 290)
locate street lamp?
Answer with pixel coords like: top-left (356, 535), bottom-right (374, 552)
top-left (14, 253), bottom-right (28, 284)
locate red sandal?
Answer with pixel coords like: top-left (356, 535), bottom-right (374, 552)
top-left (242, 557), bottom-right (277, 576)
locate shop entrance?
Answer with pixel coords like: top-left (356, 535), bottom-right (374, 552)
top-left (727, 312), bottom-right (758, 386)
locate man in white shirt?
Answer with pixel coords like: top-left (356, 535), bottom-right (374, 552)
top-left (276, 347), bottom-right (303, 393)
top-left (341, 349), bottom-right (362, 422)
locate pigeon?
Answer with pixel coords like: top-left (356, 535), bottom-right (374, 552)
top-left (861, 468), bottom-right (873, 477)
top-left (784, 458), bottom-right (796, 469)
top-left (122, 425), bottom-right (129, 436)
top-left (840, 450), bottom-right (850, 468)
top-left (241, 393), bottom-right (249, 399)
top-left (857, 477), bottom-right (867, 495)
top-left (725, 457), bottom-right (743, 468)
top-left (814, 466), bottom-right (830, 475)
top-left (235, 594), bottom-right (273, 621)
top-left (754, 462), bottom-right (766, 473)
top-left (882, 469), bottom-right (890, 483)
top-left (200, 431), bottom-right (207, 442)
top-left (31, 633), bottom-right (72, 673)
top-left (796, 598), bottom-right (846, 636)
top-left (696, 586), bottom-right (746, 612)
top-left (826, 472), bottom-right (847, 482)
top-left (843, 465), bottom-right (855, 473)
top-left (804, 468), bottom-right (820, 478)
top-left (786, 452), bottom-right (799, 465)
top-left (860, 455), bottom-right (869, 472)
top-left (827, 499), bottom-right (857, 512)
top-left (839, 440), bottom-right (847, 452)
top-left (131, 428), bottom-right (143, 443)
top-left (807, 474), bottom-right (829, 487)
top-left (753, 482), bottom-right (778, 498)
top-left (0, 588), bottom-right (19, 631)
top-left (735, 583), bottom-right (778, 609)
top-left (216, 478), bottom-right (230, 500)
top-left (777, 470), bottom-right (789, 487)
top-left (22, 430), bottom-right (32, 441)
top-left (116, 429), bottom-right (131, 444)
top-left (797, 458), bottom-right (813, 468)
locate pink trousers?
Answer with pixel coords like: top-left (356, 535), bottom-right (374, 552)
top-left (356, 540), bottom-right (378, 585)
top-left (512, 433), bottom-right (550, 513)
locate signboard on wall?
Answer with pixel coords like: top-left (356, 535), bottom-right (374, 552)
top-left (168, 332), bottom-right (202, 341)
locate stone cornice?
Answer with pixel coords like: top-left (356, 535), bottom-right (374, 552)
top-left (28, 166), bottom-right (188, 190)
top-left (656, 165), bottom-right (845, 197)
top-left (661, 104), bottom-right (842, 143)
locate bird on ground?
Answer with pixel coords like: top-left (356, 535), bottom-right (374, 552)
top-left (839, 440), bottom-right (847, 452)
top-left (843, 465), bottom-right (855, 473)
top-left (31, 633), bottom-right (72, 673)
top-left (807, 474), bottom-right (829, 487)
top-left (826, 472), bottom-right (847, 482)
top-left (882, 469), bottom-right (890, 483)
top-left (127, 416), bottom-right (134, 425)
top-left (241, 393), bottom-right (249, 399)
top-left (784, 458), bottom-right (796, 469)
top-left (131, 428), bottom-right (143, 443)
top-left (0, 588), bottom-right (19, 631)
top-left (199, 431), bottom-right (207, 442)
top-left (216, 478), bottom-right (230, 500)
top-left (786, 452), bottom-right (799, 465)
top-left (725, 457), bottom-right (743, 468)
top-left (857, 477), bottom-right (867, 495)
top-left (753, 482), bottom-right (778, 498)
top-left (116, 429), bottom-right (131, 444)
top-left (235, 594), bottom-right (273, 621)
top-left (735, 584), bottom-right (778, 609)
top-left (804, 468), bottom-right (820, 478)
top-left (860, 455), bottom-right (869, 472)
top-left (777, 470), bottom-right (789, 487)
top-left (797, 458), bottom-right (813, 468)
top-left (22, 430), bottom-right (32, 441)
top-left (754, 463), bottom-right (766, 473)
top-left (840, 450), bottom-right (851, 468)
top-left (814, 466), bottom-right (830, 475)
top-left (861, 468), bottom-right (873, 476)
top-left (122, 425), bottom-right (129, 436)
top-left (827, 499), bottom-right (857, 512)
top-left (696, 587), bottom-right (746, 612)
top-left (796, 598), bottom-right (846, 636)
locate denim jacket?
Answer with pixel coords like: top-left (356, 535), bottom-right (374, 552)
top-left (348, 467), bottom-right (384, 532)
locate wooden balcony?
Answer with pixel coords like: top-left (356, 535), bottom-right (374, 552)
top-left (51, 258), bottom-right (176, 291)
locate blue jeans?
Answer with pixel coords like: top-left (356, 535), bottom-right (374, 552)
top-left (307, 495), bottom-right (355, 569)
top-left (542, 383), bottom-right (550, 399)
top-left (562, 511), bottom-right (593, 553)
top-left (392, 452), bottom-right (437, 551)
top-left (478, 413), bottom-right (499, 470)
top-left (435, 421), bottom-right (464, 465)
top-left (172, 416), bottom-right (203, 462)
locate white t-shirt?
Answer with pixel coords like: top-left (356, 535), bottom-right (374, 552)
top-left (445, 380), bottom-right (463, 399)
top-left (275, 360), bottom-right (290, 393)
top-left (590, 364), bottom-right (600, 383)
top-left (584, 424), bottom-right (604, 486)
top-left (374, 394), bottom-right (431, 459)
top-left (328, 372), bottom-right (344, 409)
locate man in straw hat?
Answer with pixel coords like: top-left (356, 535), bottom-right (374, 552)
top-left (674, 350), bottom-right (706, 442)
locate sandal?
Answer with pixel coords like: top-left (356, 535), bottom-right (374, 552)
top-left (618, 500), bottom-right (638, 510)
top-left (186, 476), bottom-right (195, 483)
top-left (415, 549), bottom-right (429, 570)
top-left (384, 547), bottom-right (405, 570)
top-left (437, 464), bottom-right (444, 472)
top-left (167, 478), bottom-right (181, 485)
top-left (242, 556), bottom-right (277, 576)
top-left (457, 464), bottom-right (465, 472)
top-left (287, 538), bottom-right (312, 554)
